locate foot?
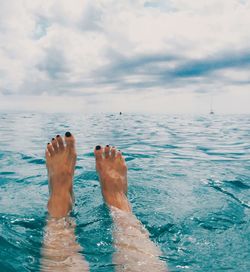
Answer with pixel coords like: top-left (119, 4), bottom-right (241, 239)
top-left (94, 145), bottom-right (131, 212)
top-left (45, 132), bottom-right (77, 218)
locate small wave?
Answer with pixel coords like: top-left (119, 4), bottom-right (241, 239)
top-left (223, 178), bottom-right (250, 190)
top-left (193, 216), bottom-right (235, 231)
top-left (75, 171), bottom-right (98, 182)
top-left (28, 158), bottom-right (45, 164)
top-left (207, 179), bottom-right (250, 209)
top-left (0, 171), bottom-right (15, 175)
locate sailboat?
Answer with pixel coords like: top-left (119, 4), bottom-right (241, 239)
top-left (210, 96), bottom-right (214, 114)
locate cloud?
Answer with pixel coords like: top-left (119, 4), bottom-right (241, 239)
top-left (171, 51), bottom-right (250, 78)
top-left (93, 49), bottom-right (250, 92)
top-left (0, 0), bottom-right (250, 112)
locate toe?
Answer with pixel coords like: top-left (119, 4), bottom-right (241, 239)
top-left (105, 145), bottom-right (111, 158)
top-left (51, 138), bottom-right (59, 153)
top-left (47, 143), bottom-right (55, 156)
top-left (94, 145), bottom-right (103, 161)
top-left (64, 132), bottom-right (75, 151)
top-left (56, 134), bottom-right (65, 151)
top-left (117, 150), bottom-right (123, 159)
top-left (111, 146), bottom-right (117, 159)
top-left (116, 150), bottom-right (126, 164)
top-left (45, 149), bottom-right (51, 161)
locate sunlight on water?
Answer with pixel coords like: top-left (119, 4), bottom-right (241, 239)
top-left (0, 113), bottom-right (250, 271)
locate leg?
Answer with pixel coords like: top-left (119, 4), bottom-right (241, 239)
top-left (95, 145), bottom-right (167, 272)
top-left (41, 133), bottom-right (89, 272)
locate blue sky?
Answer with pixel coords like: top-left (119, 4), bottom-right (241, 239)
top-left (0, 0), bottom-right (250, 113)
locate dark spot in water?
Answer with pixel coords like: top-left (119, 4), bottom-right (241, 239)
top-left (29, 159), bottom-right (45, 165)
top-left (223, 179), bottom-right (250, 189)
top-left (0, 171), bottom-right (15, 175)
top-left (21, 155), bottom-right (33, 160)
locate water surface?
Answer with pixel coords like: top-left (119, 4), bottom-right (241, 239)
top-left (0, 113), bottom-right (249, 271)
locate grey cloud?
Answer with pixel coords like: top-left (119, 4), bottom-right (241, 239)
top-left (37, 48), bottom-right (69, 80)
top-left (170, 51), bottom-right (250, 78)
top-left (18, 48), bottom-right (250, 96)
top-left (78, 2), bottom-right (103, 31)
top-left (144, 0), bottom-right (177, 12)
top-left (33, 16), bottom-right (51, 39)
top-left (92, 49), bottom-right (250, 92)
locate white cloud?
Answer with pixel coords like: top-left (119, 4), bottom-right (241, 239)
top-left (0, 0), bottom-right (250, 113)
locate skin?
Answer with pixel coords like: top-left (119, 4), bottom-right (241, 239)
top-left (42, 133), bottom-right (89, 272)
top-left (94, 145), bottom-right (130, 212)
top-left (42, 133), bottom-right (167, 272)
top-left (94, 145), bottom-right (167, 272)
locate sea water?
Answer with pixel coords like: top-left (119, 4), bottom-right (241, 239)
top-left (0, 112), bottom-right (249, 271)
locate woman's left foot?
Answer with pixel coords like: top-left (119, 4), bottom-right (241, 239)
top-left (45, 132), bottom-right (77, 218)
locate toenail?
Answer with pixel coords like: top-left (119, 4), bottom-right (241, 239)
top-left (56, 135), bottom-right (60, 138)
top-left (96, 145), bottom-right (101, 150)
top-left (65, 131), bottom-right (71, 137)
top-left (47, 143), bottom-right (50, 145)
top-left (52, 138), bottom-right (55, 141)
top-left (106, 145), bottom-right (109, 147)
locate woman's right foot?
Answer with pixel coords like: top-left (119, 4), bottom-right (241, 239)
top-left (94, 145), bottom-right (131, 212)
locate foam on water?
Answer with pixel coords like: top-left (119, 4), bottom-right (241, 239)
top-left (0, 113), bottom-right (250, 271)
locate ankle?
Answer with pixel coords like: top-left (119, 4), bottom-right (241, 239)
top-left (103, 191), bottom-right (131, 212)
top-left (47, 192), bottom-right (73, 218)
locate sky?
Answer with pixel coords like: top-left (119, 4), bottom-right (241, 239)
top-left (0, 0), bottom-right (250, 114)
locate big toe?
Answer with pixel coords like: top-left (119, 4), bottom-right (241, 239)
top-left (94, 145), bottom-right (103, 161)
top-left (64, 131), bottom-right (75, 152)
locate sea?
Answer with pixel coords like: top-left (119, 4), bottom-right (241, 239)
top-left (0, 112), bottom-right (249, 271)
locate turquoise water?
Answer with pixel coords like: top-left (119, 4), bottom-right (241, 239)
top-left (0, 113), bottom-right (249, 271)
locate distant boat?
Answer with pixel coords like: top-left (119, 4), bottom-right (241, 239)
top-left (210, 96), bottom-right (214, 114)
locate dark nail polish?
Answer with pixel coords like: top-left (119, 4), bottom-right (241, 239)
top-left (47, 143), bottom-right (50, 145)
top-left (106, 145), bottom-right (109, 147)
top-left (56, 135), bottom-right (60, 138)
top-left (52, 138), bottom-right (55, 141)
top-left (65, 131), bottom-right (71, 137)
top-left (96, 145), bottom-right (101, 150)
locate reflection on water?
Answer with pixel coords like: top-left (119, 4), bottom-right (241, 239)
top-left (0, 113), bottom-right (250, 271)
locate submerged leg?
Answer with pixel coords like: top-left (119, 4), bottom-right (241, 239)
top-left (95, 145), bottom-right (167, 272)
top-left (41, 133), bottom-right (89, 272)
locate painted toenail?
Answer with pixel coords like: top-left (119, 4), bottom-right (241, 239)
top-left (47, 143), bottom-right (50, 145)
top-left (52, 138), bottom-right (55, 141)
top-left (65, 131), bottom-right (71, 137)
top-left (96, 145), bottom-right (101, 150)
top-left (106, 145), bottom-right (109, 147)
top-left (56, 135), bottom-right (60, 138)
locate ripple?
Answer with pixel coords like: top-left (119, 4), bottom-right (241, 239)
top-left (207, 178), bottom-right (250, 209)
top-left (193, 213), bottom-right (245, 231)
top-left (223, 178), bottom-right (250, 190)
top-left (1, 113), bottom-right (250, 271)
top-left (0, 171), bottom-right (15, 175)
